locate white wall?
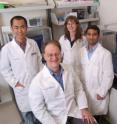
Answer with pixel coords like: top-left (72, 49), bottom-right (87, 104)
top-left (99, 0), bottom-right (117, 26)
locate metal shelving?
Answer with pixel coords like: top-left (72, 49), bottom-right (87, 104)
top-left (51, 12), bottom-right (99, 26)
top-left (0, 0), bottom-right (55, 13)
top-left (54, 0), bottom-right (98, 8)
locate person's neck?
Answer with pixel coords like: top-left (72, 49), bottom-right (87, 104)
top-left (15, 37), bottom-right (26, 44)
top-left (88, 45), bottom-right (94, 49)
top-left (48, 66), bottom-right (60, 74)
top-left (70, 32), bottom-right (76, 41)
top-left (88, 43), bottom-right (97, 50)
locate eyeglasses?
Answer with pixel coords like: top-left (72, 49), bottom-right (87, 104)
top-left (46, 53), bottom-right (61, 59)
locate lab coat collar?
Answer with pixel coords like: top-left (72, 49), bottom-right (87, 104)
top-left (12, 38), bottom-right (31, 55)
top-left (86, 42), bottom-right (99, 52)
top-left (84, 43), bottom-right (102, 62)
top-left (43, 64), bottom-right (65, 77)
top-left (46, 64), bottom-right (64, 76)
top-left (42, 64), bottom-right (67, 90)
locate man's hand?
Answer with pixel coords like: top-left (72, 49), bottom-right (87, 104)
top-left (97, 94), bottom-right (106, 100)
top-left (15, 82), bottom-right (25, 88)
top-left (81, 108), bottom-right (94, 124)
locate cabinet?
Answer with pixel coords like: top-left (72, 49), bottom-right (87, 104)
top-left (51, 0), bottom-right (99, 40)
top-left (0, 0), bottom-right (55, 13)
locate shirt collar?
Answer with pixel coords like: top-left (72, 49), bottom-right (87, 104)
top-left (46, 64), bottom-right (64, 76)
top-left (86, 42), bottom-right (98, 52)
top-left (15, 37), bottom-right (27, 52)
top-left (15, 37), bottom-right (27, 47)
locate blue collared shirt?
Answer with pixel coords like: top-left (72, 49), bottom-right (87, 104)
top-left (47, 65), bottom-right (64, 90)
top-left (86, 43), bottom-right (98, 60)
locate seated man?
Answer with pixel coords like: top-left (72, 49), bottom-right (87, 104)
top-left (29, 40), bottom-right (95, 124)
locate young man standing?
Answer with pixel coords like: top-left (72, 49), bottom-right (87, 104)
top-left (0, 16), bottom-right (43, 124)
top-left (79, 25), bottom-right (114, 124)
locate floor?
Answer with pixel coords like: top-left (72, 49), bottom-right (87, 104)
top-left (0, 101), bottom-right (22, 124)
top-left (0, 73), bottom-right (22, 124)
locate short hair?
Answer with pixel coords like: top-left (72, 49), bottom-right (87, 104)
top-left (64, 15), bottom-right (82, 40)
top-left (85, 25), bottom-right (100, 35)
top-left (10, 16), bottom-right (27, 27)
top-left (42, 40), bottom-right (61, 53)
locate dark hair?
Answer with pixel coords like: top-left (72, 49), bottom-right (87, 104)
top-left (10, 16), bottom-right (27, 27)
top-left (64, 15), bottom-right (82, 41)
top-left (85, 25), bottom-right (100, 35)
top-left (42, 40), bottom-right (61, 53)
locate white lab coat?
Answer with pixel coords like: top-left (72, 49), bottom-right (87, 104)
top-left (29, 64), bottom-right (88, 124)
top-left (79, 43), bottom-right (114, 115)
top-left (59, 35), bottom-right (84, 66)
top-left (0, 38), bottom-right (43, 112)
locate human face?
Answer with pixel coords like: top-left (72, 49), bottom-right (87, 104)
top-left (11, 19), bottom-right (27, 43)
top-left (67, 20), bottom-right (77, 34)
top-left (44, 44), bottom-right (62, 72)
top-left (86, 29), bottom-right (99, 46)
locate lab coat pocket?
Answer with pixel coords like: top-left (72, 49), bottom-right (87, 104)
top-left (14, 86), bottom-right (26, 94)
top-left (11, 56), bottom-right (20, 62)
top-left (30, 51), bottom-right (38, 61)
top-left (31, 52), bottom-right (37, 56)
top-left (89, 89), bottom-right (102, 113)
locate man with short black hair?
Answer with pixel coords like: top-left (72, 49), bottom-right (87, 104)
top-left (0, 15), bottom-right (43, 124)
top-left (79, 25), bottom-right (114, 124)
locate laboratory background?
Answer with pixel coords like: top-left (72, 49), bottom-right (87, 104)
top-left (0, 0), bottom-right (117, 124)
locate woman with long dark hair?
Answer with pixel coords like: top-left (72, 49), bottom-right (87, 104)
top-left (59, 15), bottom-right (84, 72)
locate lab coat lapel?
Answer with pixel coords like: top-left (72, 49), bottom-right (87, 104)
top-left (83, 43), bottom-right (101, 63)
top-left (12, 39), bottom-right (24, 56)
top-left (82, 47), bottom-right (89, 62)
top-left (89, 44), bottom-right (101, 63)
top-left (43, 66), bottom-right (63, 88)
top-left (25, 38), bottom-right (32, 55)
top-left (61, 65), bottom-right (68, 91)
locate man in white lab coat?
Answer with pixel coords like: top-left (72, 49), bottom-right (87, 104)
top-left (79, 25), bottom-right (114, 124)
top-left (0, 16), bottom-right (43, 124)
top-left (29, 40), bottom-right (95, 124)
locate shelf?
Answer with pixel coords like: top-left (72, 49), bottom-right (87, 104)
top-left (0, 0), bottom-right (55, 13)
top-left (79, 17), bottom-right (99, 23)
top-left (51, 13), bottom-right (99, 26)
top-left (54, 0), bottom-right (99, 8)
